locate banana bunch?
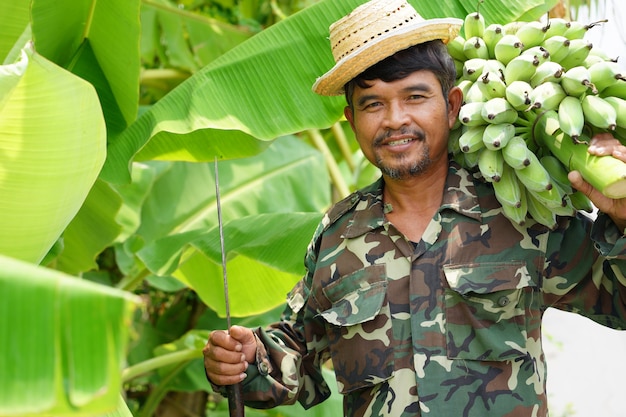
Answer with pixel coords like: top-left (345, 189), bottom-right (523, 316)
top-left (448, 4), bottom-right (626, 229)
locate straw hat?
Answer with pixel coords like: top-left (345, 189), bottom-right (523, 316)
top-left (312, 0), bottom-right (462, 96)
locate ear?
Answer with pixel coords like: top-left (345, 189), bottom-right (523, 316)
top-left (446, 86), bottom-right (463, 129)
top-left (344, 106), bottom-right (356, 132)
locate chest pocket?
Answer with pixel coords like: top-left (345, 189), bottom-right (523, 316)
top-left (318, 265), bottom-right (394, 394)
top-left (443, 262), bottom-right (537, 361)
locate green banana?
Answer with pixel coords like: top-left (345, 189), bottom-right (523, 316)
top-left (525, 188), bottom-right (557, 229)
top-left (515, 20), bottom-right (547, 49)
top-left (462, 58), bottom-right (488, 81)
top-left (540, 154), bottom-right (573, 193)
top-left (569, 190), bottom-right (594, 213)
top-left (522, 46), bottom-right (551, 65)
top-left (530, 61), bottom-right (564, 88)
top-left (600, 80), bottom-right (626, 100)
top-left (530, 81), bottom-right (567, 111)
top-left (482, 122), bottom-right (515, 150)
top-left (505, 80), bottom-right (533, 111)
top-left (581, 95), bottom-right (617, 131)
top-left (557, 95), bottom-right (585, 141)
top-left (559, 38), bottom-right (593, 70)
top-left (483, 23), bottom-right (505, 58)
top-left (463, 148), bottom-right (481, 169)
top-left (503, 21), bottom-right (527, 35)
top-left (588, 60), bottom-right (626, 93)
top-left (481, 97), bottom-right (518, 124)
top-left (456, 79), bottom-right (474, 99)
top-left (478, 147), bottom-right (505, 182)
top-left (503, 53), bottom-right (540, 83)
top-left (448, 35), bottom-right (468, 62)
top-left (465, 81), bottom-right (487, 103)
top-left (541, 35), bottom-right (571, 62)
top-left (563, 19), bottom-right (606, 40)
top-left (463, 2), bottom-right (485, 39)
top-left (560, 65), bottom-right (597, 97)
top-left (459, 102), bottom-right (487, 126)
top-left (454, 59), bottom-right (464, 78)
top-left (602, 96), bottom-right (626, 129)
top-left (501, 192), bottom-right (528, 225)
top-left (583, 49), bottom-right (617, 68)
top-left (514, 151), bottom-right (554, 192)
top-left (493, 163), bottom-right (524, 208)
top-left (464, 36), bottom-right (490, 60)
top-left (449, 127), bottom-right (463, 155)
top-left (544, 18), bottom-right (571, 38)
top-left (562, 20), bottom-right (588, 40)
top-left (501, 135), bottom-right (532, 169)
top-left (483, 59), bottom-right (507, 74)
top-left (494, 34), bottom-right (524, 65)
top-left (477, 71), bottom-right (507, 99)
top-left (529, 185), bottom-right (568, 211)
top-left (458, 125), bottom-right (487, 153)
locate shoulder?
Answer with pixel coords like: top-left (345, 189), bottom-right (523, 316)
top-left (325, 178), bottom-right (383, 227)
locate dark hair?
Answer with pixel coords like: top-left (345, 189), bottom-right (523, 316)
top-left (344, 40), bottom-right (456, 109)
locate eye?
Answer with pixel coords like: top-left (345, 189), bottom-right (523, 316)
top-left (360, 101), bottom-right (382, 111)
top-left (408, 94), bottom-right (425, 101)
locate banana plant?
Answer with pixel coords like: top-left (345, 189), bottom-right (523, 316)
top-left (0, 0), bottom-right (559, 415)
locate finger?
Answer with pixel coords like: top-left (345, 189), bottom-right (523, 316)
top-left (206, 371), bottom-right (247, 386)
top-left (204, 358), bottom-right (247, 385)
top-left (568, 170), bottom-right (610, 213)
top-left (588, 133), bottom-right (622, 156)
top-left (568, 170), bottom-right (593, 198)
top-left (229, 325), bottom-right (255, 345)
top-left (203, 343), bottom-right (246, 365)
top-left (203, 344), bottom-right (248, 385)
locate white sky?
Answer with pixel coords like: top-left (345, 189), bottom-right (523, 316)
top-left (577, 0), bottom-right (626, 67)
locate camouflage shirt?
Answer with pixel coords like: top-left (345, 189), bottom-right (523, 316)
top-left (237, 162), bottom-right (626, 417)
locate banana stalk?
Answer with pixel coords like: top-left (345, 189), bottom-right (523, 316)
top-left (533, 110), bottom-right (626, 199)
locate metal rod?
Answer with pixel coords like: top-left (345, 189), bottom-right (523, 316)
top-left (214, 156), bottom-right (245, 417)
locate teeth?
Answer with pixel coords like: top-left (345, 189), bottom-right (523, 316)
top-left (388, 138), bottom-right (413, 146)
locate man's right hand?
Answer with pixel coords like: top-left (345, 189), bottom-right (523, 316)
top-left (203, 325), bottom-right (257, 385)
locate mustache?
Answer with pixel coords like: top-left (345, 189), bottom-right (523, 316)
top-left (373, 128), bottom-right (425, 147)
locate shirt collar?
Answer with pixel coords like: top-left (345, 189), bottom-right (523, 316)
top-left (343, 162), bottom-right (483, 239)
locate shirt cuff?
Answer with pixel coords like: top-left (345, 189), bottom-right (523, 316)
top-left (591, 212), bottom-right (626, 258)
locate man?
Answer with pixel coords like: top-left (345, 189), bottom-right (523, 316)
top-left (203, 0), bottom-right (626, 415)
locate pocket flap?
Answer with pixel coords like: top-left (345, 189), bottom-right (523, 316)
top-left (443, 261), bottom-right (531, 295)
top-left (319, 265), bottom-right (387, 326)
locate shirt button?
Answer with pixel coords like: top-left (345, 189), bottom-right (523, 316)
top-left (498, 296), bottom-right (510, 307)
top-left (259, 361), bottom-right (270, 375)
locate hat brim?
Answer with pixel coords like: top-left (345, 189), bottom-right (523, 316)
top-left (312, 18), bottom-right (463, 96)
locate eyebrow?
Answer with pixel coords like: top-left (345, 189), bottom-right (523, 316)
top-left (355, 82), bottom-right (434, 108)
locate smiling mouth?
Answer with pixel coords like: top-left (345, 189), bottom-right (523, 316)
top-left (387, 138), bottom-right (414, 146)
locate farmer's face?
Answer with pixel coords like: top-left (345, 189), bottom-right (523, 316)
top-left (344, 70), bottom-right (461, 180)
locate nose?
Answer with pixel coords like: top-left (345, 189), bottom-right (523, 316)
top-left (382, 101), bottom-right (412, 130)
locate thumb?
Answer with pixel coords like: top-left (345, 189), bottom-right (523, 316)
top-left (229, 325), bottom-right (257, 363)
top-left (568, 170), bottom-right (607, 211)
top-left (568, 170), bottom-right (589, 194)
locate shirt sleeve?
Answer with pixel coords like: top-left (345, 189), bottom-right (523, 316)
top-left (543, 212), bottom-right (626, 328)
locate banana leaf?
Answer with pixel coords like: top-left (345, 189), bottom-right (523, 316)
top-left (0, 255), bottom-right (141, 416)
top-left (0, 43), bottom-right (106, 264)
top-left (30, 0), bottom-right (141, 131)
top-left (126, 136), bottom-right (329, 315)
